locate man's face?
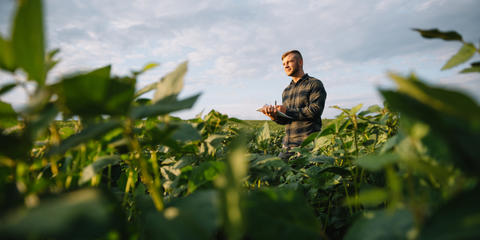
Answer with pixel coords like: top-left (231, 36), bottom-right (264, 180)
top-left (282, 53), bottom-right (302, 77)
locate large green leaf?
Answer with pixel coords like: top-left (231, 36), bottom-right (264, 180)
top-left (153, 61), bottom-right (188, 102)
top-left (441, 43), bottom-right (476, 70)
top-left (47, 120), bottom-right (122, 156)
top-left (0, 35), bottom-right (16, 72)
top-left (79, 155), bottom-right (121, 184)
top-left (55, 65), bottom-right (135, 117)
top-left (356, 153), bottom-right (399, 171)
top-left (0, 188), bottom-right (124, 240)
top-left (344, 209), bottom-right (414, 240)
top-left (413, 28), bottom-right (463, 41)
top-left (380, 89), bottom-right (480, 175)
top-left (420, 186), bottom-right (480, 240)
top-left (12, 0), bottom-right (45, 85)
top-left (130, 94), bottom-right (200, 119)
top-left (389, 73), bottom-right (480, 121)
top-left (0, 101), bottom-right (18, 128)
top-left (244, 188), bottom-right (323, 240)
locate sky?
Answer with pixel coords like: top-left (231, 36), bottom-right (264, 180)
top-left (0, 0), bottom-right (479, 120)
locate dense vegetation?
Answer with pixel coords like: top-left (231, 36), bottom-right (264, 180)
top-left (1, 1), bottom-right (479, 239)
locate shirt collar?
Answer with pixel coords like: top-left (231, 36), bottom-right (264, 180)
top-left (290, 73), bottom-right (309, 86)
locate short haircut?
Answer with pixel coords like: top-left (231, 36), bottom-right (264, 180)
top-left (281, 50), bottom-right (303, 61)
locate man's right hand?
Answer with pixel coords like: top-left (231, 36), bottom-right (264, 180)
top-left (261, 105), bottom-right (277, 120)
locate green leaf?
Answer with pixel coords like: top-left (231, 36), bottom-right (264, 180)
top-left (130, 93), bottom-right (200, 119)
top-left (420, 186), bottom-right (480, 240)
top-left (171, 122), bottom-right (201, 142)
top-left (134, 81), bottom-right (157, 98)
top-left (388, 73), bottom-right (480, 121)
top-left (0, 35), bottom-right (16, 72)
top-left (318, 166), bottom-right (352, 176)
top-left (344, 209), bottom-right (414, 240)
top-left (45, 48), bottom-right (60, 73)
top-left (132, 62), bottom-right (159, 76)
top-left (48, 120), bottom-right (122, 156)
top-left (245, 188), bottom-right (323, 240)
top-left (460, 62), bottom-right (480, 73)
top-left (441, 43), bottom-right (476, 70)
top-left (0, 188), bottom-right (123, 239)
top-left (25, 103), bottom-right (58, 141)
top-left (12, 0), bottom-right (46, 85)
top-left (79, 155), bottom-right (121, 184)
top-left (380, 89), bottom-right (480, 175)
top-left (350, 103), bottom-right (363, 115)
top-left (359, 104), bottom-right (381, 116)
top-left (413, 28), bottom-right (463, 41)
top-left (344, 188), bottom-right (388, 207)
top-left (356, 153), bottom-right (399, 171)
top-left (142, 190), bottom-right (220, 240)
top-left (0, 101), bottom-right (17, 128)
top-left (55, 65), bottom-right (135, 117)
top-left (460, 66), bottom-right (480, 73)
top-left (153, 61), bottom-right (188, 102)
top-left (0, 83), bottom-right (17, 96)
top-left (257, 122), bottom-right (271, 143)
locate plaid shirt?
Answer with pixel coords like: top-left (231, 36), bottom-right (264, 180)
top-left (274, 74), bottom-right (327, 147)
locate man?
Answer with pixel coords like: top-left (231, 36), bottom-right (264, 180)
top-left (261, 50), bottom-right (327, 160)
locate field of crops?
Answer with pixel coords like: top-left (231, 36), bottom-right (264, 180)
top-left (1, 1), bottom-right (479, 240)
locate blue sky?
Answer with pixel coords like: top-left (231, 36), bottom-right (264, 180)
top-left (1, 0), bottom-right (479, 119)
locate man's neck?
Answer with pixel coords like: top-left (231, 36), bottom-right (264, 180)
top-left (292, 71), bottom-right (305, 83)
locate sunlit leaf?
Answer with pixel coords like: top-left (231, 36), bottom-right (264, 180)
top-left (134, 81), bottom-right (157, 98)
top-left (257, 122), bottom-right (271, 143)
top-left (441, 43), bottom-right (476, 70)
top-left (153, 61), bottom-right (188, 102)
top-left (12, 0), bottom-right (45, 85)
top-left (132, 62), bottom-right (159, 76)
top-left (413, 28), bottom-right (463, 41)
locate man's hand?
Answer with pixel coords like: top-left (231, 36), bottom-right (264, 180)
top-left (261, 105), bottom-right (286, 120)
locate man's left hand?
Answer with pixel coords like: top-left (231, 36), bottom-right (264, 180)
top-left (275, 105), bottom-right (286, 114)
